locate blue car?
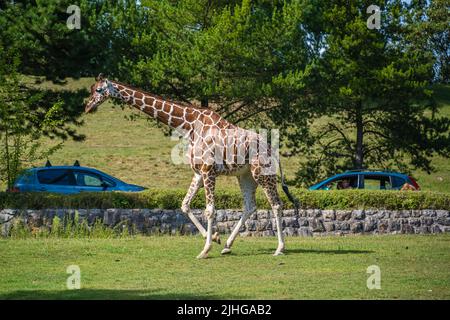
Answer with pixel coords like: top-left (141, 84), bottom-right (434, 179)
top-left (309, 170), bottom-right (420, 191)
top-left (9, 161), bottom-right (146, 194)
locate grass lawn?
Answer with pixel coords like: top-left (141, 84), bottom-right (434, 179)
top-left (1, 234), bottom-right (449, 300)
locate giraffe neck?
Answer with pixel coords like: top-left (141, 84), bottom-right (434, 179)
top-left (110, 80), bottom-right (194, 131)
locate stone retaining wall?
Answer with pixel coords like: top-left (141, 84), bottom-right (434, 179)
top-left (1, 208), bottom-right (449, 237)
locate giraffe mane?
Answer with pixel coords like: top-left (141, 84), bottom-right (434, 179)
top-left (111, 80), bottom-right (208, 111)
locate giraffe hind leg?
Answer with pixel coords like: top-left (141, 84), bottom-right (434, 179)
top-left (252, 171), bottom-right (285, 256)
top-left (221, 172), bottom-right (257, 255)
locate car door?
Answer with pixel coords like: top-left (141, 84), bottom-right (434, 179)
top-left (36, 169), bottom-right (77, 194)
top-left (73, 170), bottom-right (114, 192)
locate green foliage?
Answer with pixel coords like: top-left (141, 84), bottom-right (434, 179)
top-left (405, 0), bottom-right (449, 84)
top-left (96, 0), bottom-right (449, 184)
top-left (0, 189), bottom-right (448, 210)
top-left (288, 0), bottom-right (450, 185)
top-left (8, 218), bottom-right (31, 239)
top-left (0, 5), bottom-right (87, 189)
top-left (0, 72), bottom-right (80, 189)
top-left (0, 0), bottom-right (107, 80)
top-left (51, 215), bottom-right (63, 237)
top-left (8, 210), bottom-right (133, 239)
top-left (119, 0), bottom-right (312, 126)
top-left (0, 69), bottom-right (64, 189)
top-left (0, 0), bottom-right (448, 188)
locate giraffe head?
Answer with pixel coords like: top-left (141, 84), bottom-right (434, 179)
top-left (85, 74), bottom-right (115, 113)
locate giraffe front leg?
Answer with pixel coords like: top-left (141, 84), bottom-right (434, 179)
top-left (181, 174), bottom-right (207, 237)
top-left (181, 174), bottom-right (220, 244)
top-left (197, 172), bottom-right (216, 259)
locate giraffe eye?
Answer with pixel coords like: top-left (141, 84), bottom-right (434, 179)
top-left (96, 88), bottom-right (103, 93)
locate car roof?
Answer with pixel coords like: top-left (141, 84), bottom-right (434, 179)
top-left (24, 166), bottom-right (124, 182)
top-left (27, 165), bottom-right (103, 172)
top-left (342, 170), bottom-right (408, 177)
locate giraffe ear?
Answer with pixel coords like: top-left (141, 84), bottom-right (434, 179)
top-left (96, 73), bottom-right (106, 81)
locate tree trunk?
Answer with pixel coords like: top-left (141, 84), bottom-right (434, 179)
top-left (4, 127), bottom-right (11, 189)
top-left (355, 104), bottom-right (364, 169)
top-left (201, 97), bottom-right (208, 108)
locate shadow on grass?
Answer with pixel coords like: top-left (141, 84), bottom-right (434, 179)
top-left (284, 248), bottom-right (374, 255)
top-left (232, 248), bottom-right (374, 256)
top-left (0, 288), bottom-right (239, 300)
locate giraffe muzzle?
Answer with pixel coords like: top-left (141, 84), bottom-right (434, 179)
top-left (85, 101), bottom-right (97, 113)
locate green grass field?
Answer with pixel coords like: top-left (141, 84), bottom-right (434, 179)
top-left (1, 235), bottom-right (449, 299)
top-left (23, 77), bottom-right (450, 193)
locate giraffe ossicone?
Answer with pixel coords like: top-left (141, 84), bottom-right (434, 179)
top-left (85, 75), bottom-right (299, 258)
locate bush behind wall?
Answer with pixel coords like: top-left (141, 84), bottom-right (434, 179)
top-left (0, 189), bottom-right (449, 210)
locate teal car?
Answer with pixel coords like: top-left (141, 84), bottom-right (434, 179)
top-left (9, 161), bottom-right (146, 194)
top-left (309, 170), bottom-right (420, 191)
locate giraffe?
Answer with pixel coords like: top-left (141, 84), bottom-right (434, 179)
top-left (85, 74), bottom-right (299, 258)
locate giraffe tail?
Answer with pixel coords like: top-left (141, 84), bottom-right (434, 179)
top-left (278, 159), bottom-right (300, 214)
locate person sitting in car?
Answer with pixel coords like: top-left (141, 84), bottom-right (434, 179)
top-left (337, 179), bottom-right (353, 189)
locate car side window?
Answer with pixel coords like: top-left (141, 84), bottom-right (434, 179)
top-left (74, 171), bottom-right (101, 187)
top-left (37, 169), bottom-right (75, 186)
top-left (364, 175), bottom-right (392, 190)
top-left (73, 171), bottom-right (114, 187)
top-left (321, 176), bottom-right (357, 190)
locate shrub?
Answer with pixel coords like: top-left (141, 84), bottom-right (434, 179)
top-left (0, 189), bottom-right (449, 210)
top-left (7, 210), bottom-right (133, 239)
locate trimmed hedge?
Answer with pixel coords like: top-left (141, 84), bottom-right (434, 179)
top-left (0, 189), bottom-right (449, 210)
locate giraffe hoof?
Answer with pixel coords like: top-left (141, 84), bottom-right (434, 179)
top-left (212, 232), bottom-right (221, 245)
top-left (196, 252), bottom-right (209, 259)
top-left (273, 251), bottom-right (284, 256)
top-left (221, 248), bottom-right (232, 255)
